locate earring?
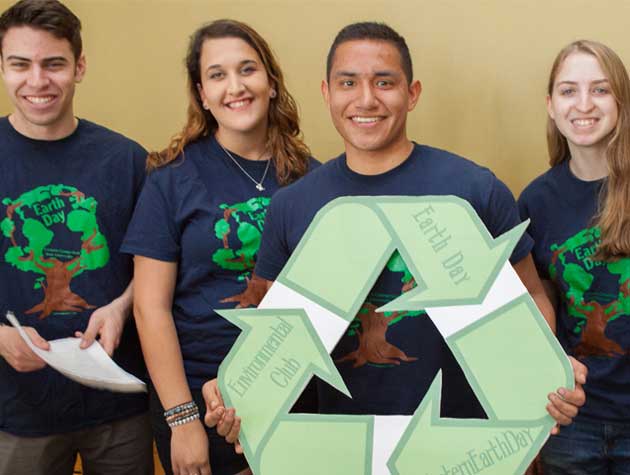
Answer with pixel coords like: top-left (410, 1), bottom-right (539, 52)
top-left (202, 102), bottom-right (209, 110)
top-left (270, 89), bottom-right (277, 99)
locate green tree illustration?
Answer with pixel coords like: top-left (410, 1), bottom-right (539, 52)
top-left (1, 184), bottom-right (110, 319)
top-left (550, 227), bottom-right (630, 357)
top-left (212, 197), bottom-right (270, 280)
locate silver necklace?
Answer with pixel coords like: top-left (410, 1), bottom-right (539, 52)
top-left (217, 141), bottom-right (271, 192)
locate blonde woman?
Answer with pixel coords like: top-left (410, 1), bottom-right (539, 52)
top-left (519, 40), bottom-right (630, 474)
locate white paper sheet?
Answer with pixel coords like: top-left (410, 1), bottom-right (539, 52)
top-left (6, 312), bottom-right (146, 393)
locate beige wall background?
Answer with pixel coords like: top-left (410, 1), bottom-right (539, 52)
top-left (2, 0), bottom-right (630, 195)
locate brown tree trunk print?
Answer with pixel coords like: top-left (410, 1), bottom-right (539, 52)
top-left (220, 273), bottom-right (268, 308)
top-left (25, 258), bottom-right (95, 319)
top-left (24, 230), bottom-right (103, 319)
top-left (572, 296), bottom-right (625, 358)
top-left (336, 303), bottom-right (418, 368)
top-left (222, 208), bottom-right (235, 248)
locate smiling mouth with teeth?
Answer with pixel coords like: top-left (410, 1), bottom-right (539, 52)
top-left (572, 118), bottom-right (597, 126)
top-left (352, 117), bottom-right (381, 123)
top-left (226, 99), bottom-right (252, 109)
top-left (25, 96), bottom-right (54, 104)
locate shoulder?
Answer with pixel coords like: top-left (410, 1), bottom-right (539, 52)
top-left (307, 156), bottom-right (322, 171)
top-left (412, 144), bottom-right (496, 182)
top-left (276, 156), bottom-right (338, 198)
top-left (77, 119), bottom-right (146, 155)
top-left (145, 140), bottom-right (207, 188)
top-left (519, 165), bottom-right (559, 205)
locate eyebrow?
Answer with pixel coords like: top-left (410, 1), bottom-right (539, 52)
top-left (5, 55), bottom-right (68, 64)
top-left (555, 79), bottom-right (610, 86)
top-left (206, 59), bottom-right (257, 71)
top-left (333, 70), bottom-right (400, 78)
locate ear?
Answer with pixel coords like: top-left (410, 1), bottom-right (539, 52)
top-left (407, 79), bottom-right (422, 111)
top-left (74, 54), bottom-right (86, 83)
top-left (321, 79), bottom-right (330, 107)
top-left (546, 94), bottom-right (555, 120)
top-left (197, 82), bottom-right (208, 107)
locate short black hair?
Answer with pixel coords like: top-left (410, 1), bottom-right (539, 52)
top-left (0, 0), bottom-right (82, 59)
top-left (326, 22), bottom-right (413, 84)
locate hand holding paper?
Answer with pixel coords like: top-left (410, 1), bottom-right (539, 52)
top-left (0, 324), bottom-right (49, 372)
top-left (5, 312), bottom-right (146, 393)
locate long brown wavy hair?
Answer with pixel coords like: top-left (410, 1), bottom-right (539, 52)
top-left (547, 40), bottom-right (630, 260)
top-left (147, 19), bottom-right (310, 185)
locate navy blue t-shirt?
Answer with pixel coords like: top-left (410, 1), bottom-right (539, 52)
top-left (256, 144), bottom-right (533, 417)
top-left (0, 117), bottom-right (148, 436)
top-left (121, 135), bottom-right (318, 389)
top-left (519, 160), bottom-right (630, 423)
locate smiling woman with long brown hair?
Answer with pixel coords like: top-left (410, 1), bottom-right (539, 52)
top-left (519, 40), bottom-right (630, 474)
top-left (121, 19), bottom-right (316, 475)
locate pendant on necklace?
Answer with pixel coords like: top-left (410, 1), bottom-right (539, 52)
top-left (256, 183), bottom-right (265, 191)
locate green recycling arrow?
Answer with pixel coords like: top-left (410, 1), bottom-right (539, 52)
top-left (217, 196), bottom-right (573, 475)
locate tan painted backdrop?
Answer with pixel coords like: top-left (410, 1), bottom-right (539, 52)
top-left (2, 0), bottom-right (630, 195)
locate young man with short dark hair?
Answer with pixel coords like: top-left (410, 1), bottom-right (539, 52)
top-left (204, 22), bottom-right (586, 439)
top-left (0, 1), bottom-right (152, 473)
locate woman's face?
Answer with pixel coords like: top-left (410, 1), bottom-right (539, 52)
top-left (547, 52), bottom-right (619, 156)
top-left (197, 37), bottom-right (274, 139)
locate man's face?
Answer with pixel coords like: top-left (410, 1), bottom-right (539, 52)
top-left (322, 39), bottom-right (420, 158)
top-left (0, 26), bottom-right (85, 138)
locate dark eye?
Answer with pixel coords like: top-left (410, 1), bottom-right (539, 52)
top-left (376, 80), bottom-right (392, 87)
top-left (241, 65), bottom-right (256, 75)
top-left (209, 71), bottom-right (224, 80)
top-left (9, 61), bottom-right (28, 69)
top-left (341, 79), bottom-right (354, 87)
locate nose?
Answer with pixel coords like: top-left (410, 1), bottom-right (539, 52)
top-left (357, 82), bottom-right (378, 109)
top-left (227, 73), bottom-right (245, 96)
top-left (26, 65), bottom-right (49, 89)
top-left (576, 90), bottom-right (594, 112)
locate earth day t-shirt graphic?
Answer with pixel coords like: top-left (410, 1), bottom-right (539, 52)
top-left (549, 226), bottom-right (630, 358)
top-left (212, 196), bottom-right (271, 283)
top-left (2, 184), bottom-right (109, 319)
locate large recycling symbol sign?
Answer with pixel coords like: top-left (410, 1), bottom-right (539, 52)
top-left (217, 196), bottom-right (573, 475)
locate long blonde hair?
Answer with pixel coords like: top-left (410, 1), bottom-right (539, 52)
top-left (148, 19), bottom-right (310, 185)
top-left (547, 40), bottom-right (630, 260)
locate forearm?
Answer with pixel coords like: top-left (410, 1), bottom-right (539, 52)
top-left (513, 254), bottom-right (557, 333)
top-left (112, 281), bottom-right (133, 320)
top-left (135, 304), bottom-right (193, 409)
top-left (133, 256), bottom-right (193, 410)
top-left (531, 288), bottom-right (556, 334)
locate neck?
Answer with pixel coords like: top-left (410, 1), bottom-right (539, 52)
top-left (345, 139), bottom-right (414, 175)
top-left (568, 143), bottom-right (609, 181)
top-left (215, 126), bottom-right (269, 161)
top-left (9, 113), bottom-right (78, 141)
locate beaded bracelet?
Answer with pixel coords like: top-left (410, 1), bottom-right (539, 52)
top-left (165, 407), bottom-right (198, 424)
top-left (168, 412), bottom-right (200, 428)
top-left (163, 401), bottom-right (197, 419)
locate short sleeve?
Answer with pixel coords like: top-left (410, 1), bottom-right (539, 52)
top-left (517, 187), bottom-right (549, 279)
top-left (129, 142), bottom-right (148, 201)
top-left (120, 169), bottom-right (180, 262)
top-left (255, 192), bottom-right (291, 281)
top-left (482, 175), bottom-right (534, 264)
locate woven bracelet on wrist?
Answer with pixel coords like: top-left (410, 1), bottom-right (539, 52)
top-left (164, 401), bottom-right (197, 418)
top-left (167, 412), bottom-right (200, 428)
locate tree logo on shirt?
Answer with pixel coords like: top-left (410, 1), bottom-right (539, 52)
top-left (212, 197), bottom-right (271, 308)
top-left (549, 226), bottom-right (630, 357)
top-left (212, 197), bottom-right (271, 279)
top-left (337, 252), bottom-right (424, 367)
top-left (1, 184), bottom-right (110, 319)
